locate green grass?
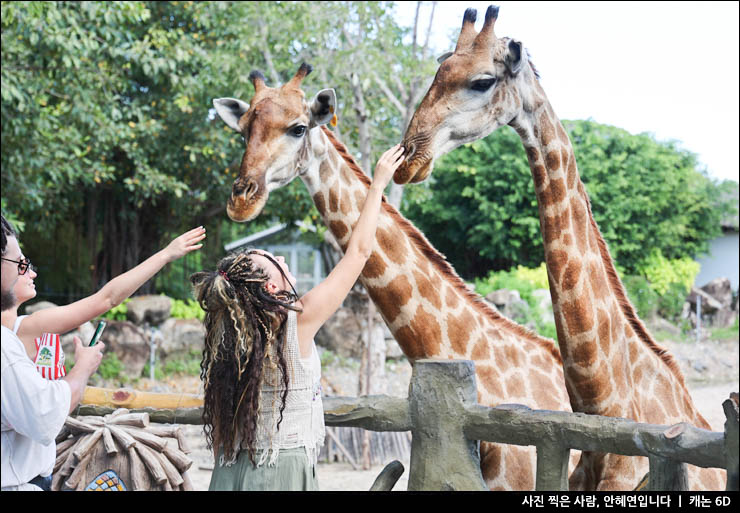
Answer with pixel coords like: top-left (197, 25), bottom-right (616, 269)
top-left (711, 318), bottom-right (740, 341)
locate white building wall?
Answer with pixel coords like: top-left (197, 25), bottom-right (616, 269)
top-left (694, 232), bottom-right (739, 290)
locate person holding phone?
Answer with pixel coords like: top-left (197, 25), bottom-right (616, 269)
top-left (190, 145), bottom-right (404, 491)
top-left (1, 215), bottom-right (205, 491)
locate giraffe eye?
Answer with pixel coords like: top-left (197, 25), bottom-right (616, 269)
top-left (290, 125), bottom-right (307, 137)
top-left (470, 78), bottom-right (496, 92)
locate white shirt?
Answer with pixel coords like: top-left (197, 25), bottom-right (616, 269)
top-left (1, 324), bottom-right (71, 488)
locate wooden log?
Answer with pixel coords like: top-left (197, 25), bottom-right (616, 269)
top-left (76, 404), bottom-right (204, 425)
top-left (73, 428), bottom-right (103, 462)
top-left (647, 455), bottom-right (688, 491)
top-left (175, 427), bottom-right (192, 454)
top-left (134, 444), bottom-right (168, 485)
top-left (463, 404), bottom-right (725, 469)
top-left (55, 436), bottom-right (78, 456)
top-left (64, 450), bottom-right (93, 490)
top-left (82, 387), bottom-right (203, 411)
top-left (145, 425), bottom-right (179, 438)
top-left (155, 449), bottom-right (185, 488)
top-left (107, 424), bottom-right (136, 450)
top-left (118, 425), bottom-right (168, 452)
top-left (55, 425), bottom-right (71, 444)
top-left (102, 427), bottom-right (118, 455)
top-left (163, 444), bottom-right (193, 474)
top-left (369, 460), bottom-right (405, 491)
top-left (325, 427), bottom-right (359, 470)
top-left (54, 436), bottom-right (82, 476)
top-left (106, 412), bottom-right (150, 429)
top-left (536, 443), bottom-right (570, 491)
top-left (724, 394), bottom-right (739, 492)
top-left (181, 471), bottom-right (195, 491)
top-left (64, 416), bottom-right (97, 434)
top-left (323, 395), bottom-right (411, 431)
top-left (128, 446), bottom-right (148, 491)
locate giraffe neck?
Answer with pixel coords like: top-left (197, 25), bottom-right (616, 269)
top-left (509, 91), bottom-right (690, 417)
top-left (299, 126), bottom-right (562, 367)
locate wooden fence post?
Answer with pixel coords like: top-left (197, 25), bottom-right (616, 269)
top-left (535, 443), bottom-right (570, 491)
top-left (724, 393), bottom-right (739, 492)
top-left (407, 359), bottom-right (487, 491)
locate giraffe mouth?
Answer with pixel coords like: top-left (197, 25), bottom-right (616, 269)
top-left (227, 189), bottom-right (268, 223)
top-left (395, 133), bottom-right (433, 184)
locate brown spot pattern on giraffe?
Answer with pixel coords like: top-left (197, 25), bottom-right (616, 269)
top-left (561, 260), bottom-right (581, 292)
top-left (546, 249), bottom-right (569, 285)
top-left (313, 192), bottom-right (326, 216)
top-left (362, 251), bottom-right (387, 279)
top-left (562, 295), bottom-right (594, 335)
top-left (339, 189), bottom-right (350, 215)
top-left (470, 337), bottom-right (489, 360)
top-left (539, 111), bottom-right (556, 146)
top-left (328, 189), bottom-right (339, 213)
top-left (477, 364), bottom-right (504, 397)
top-left (329, 220), bottom-right (348, 240)
top-left (376, 226), bottom-right (407, 265)
top-left (571, 199), bottom-right (588, 254)
top-left (506, 447), bottom-right (535, 490)
top-left (413, 270), bottom-right (441, 310)
top-left (447, 310), bottom-right (474, 354)
top-left (367, 275), bottom-right (412, 324)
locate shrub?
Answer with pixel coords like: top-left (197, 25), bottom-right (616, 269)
top-left (622, 275), bottom-right (660, 319)
top-left (638, 250), bottom-right (700, 296)
top-left (170, 298), bottom-right (205, 321)
top-left (101, 299), bottom-right (130, 321)
top-left (98, 352), bottom-right (125, 380)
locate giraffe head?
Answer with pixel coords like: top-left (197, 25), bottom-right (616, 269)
top-left (213, 64), bottom-right (337, 222)
top-left (396, 5), bottom-right (536, 184)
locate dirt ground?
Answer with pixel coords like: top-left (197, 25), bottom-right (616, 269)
top-left (134, 336), bottom-right (738, 491)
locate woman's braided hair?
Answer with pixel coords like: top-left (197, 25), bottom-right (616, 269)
top-left (190, 249), bottom-right (300, 465)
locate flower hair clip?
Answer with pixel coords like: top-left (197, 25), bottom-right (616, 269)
top-left (219, 270), bottom-right (229, 281)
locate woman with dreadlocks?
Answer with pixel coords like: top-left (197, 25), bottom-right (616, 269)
top-left (190, 144), bottom-right (404, 491)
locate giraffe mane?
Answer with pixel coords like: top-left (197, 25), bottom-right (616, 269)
top-left (581, 187), bottom-right (688, 387)
top-left (320, 126), bottom-right (563, 365)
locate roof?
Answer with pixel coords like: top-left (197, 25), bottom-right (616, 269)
top-left (224, 221), bottom-right (317, 251)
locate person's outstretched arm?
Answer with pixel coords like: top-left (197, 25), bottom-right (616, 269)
top-left (296, 145), bottom-right (404, 350)
top-left (17, 227), bottom-right (206, 341)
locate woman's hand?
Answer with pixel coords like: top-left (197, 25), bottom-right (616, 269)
top-left (163, 226), bottom-right (206, 262)
top-left (372, 145), bottom-right (405, 190)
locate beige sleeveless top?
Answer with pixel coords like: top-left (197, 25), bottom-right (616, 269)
top-left (224, 309), bottom-right (325, 467)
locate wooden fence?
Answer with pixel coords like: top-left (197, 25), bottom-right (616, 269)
top-left (78, 359), bottom-right (739, 491)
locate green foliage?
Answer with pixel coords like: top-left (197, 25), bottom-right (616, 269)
top-left (97, 352), bottom-right (125, 380)
top-left (637, 250), bottom-right (700, 296)
top-left (2, 1), bottom-right (439, 301)
top-left (170, 298), bottom-right (205, 321)
top-left (622, 275), bottom-right (660, 320)
top-left (656, 282), bottom-right (690, 321)
top-left (402, 121), bottom-right (727, 279)
top-left (101, 299), bottom-right (130, 321)
top-left (162, 350), bottom-right (202, 376)
top-left (474, 263), bottom-right (556, 340)
top-left (711, 318), bottom-right (739, 341)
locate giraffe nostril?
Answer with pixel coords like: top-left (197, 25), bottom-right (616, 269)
top-left (233, 179), bottom-right (258, 198)
top-left (405, 143), bottom-right (416, 160)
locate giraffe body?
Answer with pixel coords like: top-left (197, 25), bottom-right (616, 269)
top-left (213, 65), bottom-right (577, 490)
top-left (396, 5), bottom-right (725, 491)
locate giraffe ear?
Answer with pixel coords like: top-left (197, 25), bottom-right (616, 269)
top-left (437, 51), bottom-right (453, 64)
top-left (504, 39), bottom-right (524, 76)
top-left (213, 97), bottom-right (249, 132)
top-left (309, 88), bottom-right (336, 128)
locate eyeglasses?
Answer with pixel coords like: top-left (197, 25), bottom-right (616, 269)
top-left (1, 257), bottom-right (34, 275)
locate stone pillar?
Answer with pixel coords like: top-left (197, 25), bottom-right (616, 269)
top-left (407, 359), bottom-right (487, 491)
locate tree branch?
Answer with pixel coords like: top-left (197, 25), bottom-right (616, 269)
top-left (372, 72), bottom-right (406, 116)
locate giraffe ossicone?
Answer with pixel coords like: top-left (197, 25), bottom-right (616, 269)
top-left (213, 63), bottom-right (578, 490)
top-left (398, 5), bottom-right (726, 491)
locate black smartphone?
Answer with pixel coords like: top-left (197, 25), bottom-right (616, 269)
top-left (89, 320), bottom-right (107, 347)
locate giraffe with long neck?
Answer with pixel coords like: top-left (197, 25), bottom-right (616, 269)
top-left (396, 6), bottom-right (725, 491)
top-left (212, 64), bottom-right (578, 490)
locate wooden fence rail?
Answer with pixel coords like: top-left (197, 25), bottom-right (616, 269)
top-left (77, 359), bottom-right (739, 491)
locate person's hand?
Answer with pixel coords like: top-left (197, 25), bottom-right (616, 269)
top-left (71, 336), bottom-right (105, 377)
top-left (163, 226), bottom-right (206, 262)
top-left (372, 145), bottom-right (405, 190)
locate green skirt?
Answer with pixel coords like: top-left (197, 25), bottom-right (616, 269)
top-left (208, 447), bottom-right (319, 491)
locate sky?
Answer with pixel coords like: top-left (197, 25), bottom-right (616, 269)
top-left (393, 1), bottom-right (739, 184)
